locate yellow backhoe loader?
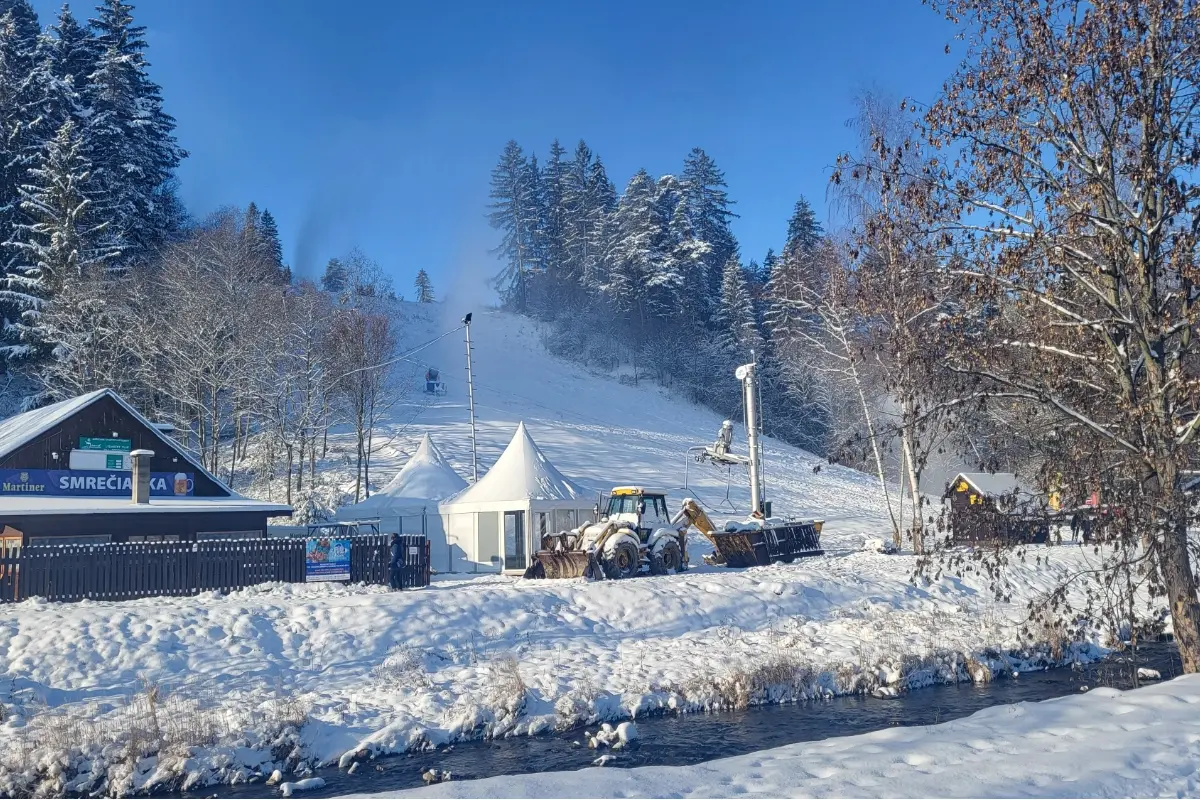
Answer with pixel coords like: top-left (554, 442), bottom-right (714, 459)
top-left (523, 488), bottom-right (719, 580)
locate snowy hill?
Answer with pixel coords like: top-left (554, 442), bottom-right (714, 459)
top-left (329, 303), bottom-right (891, 549)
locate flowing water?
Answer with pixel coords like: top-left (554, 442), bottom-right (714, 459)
top-left (178, 642), bottom-right (1181, 798)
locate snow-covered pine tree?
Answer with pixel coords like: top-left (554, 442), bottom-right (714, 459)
top-left (537, 139), bottom-right (570, 307)
top-left (603, 169), bottom-right (667, 326)
top-left (321, 257), bottom-right (347, 293)
top-left (582, 153), bottom-right (616, 294)
top-left (714, 255), bottom-right (762, 358)
top-left (0, 7), bottom-right (45, 276)
top-left (86, 0), bottom-right (186, 269)
top-left (488, 140), bottom-right (541, 311)
top-left (680, 147), bottom-right (738, 307)
top-left (258, 208), bottom-right (288, 282)
top-left (562, 140), bottom-right (593, 296)
top-left (414, 268), bottom-right (434, 303)
top-left (47, 5), bottom-right (98, 89)
top-left (1, 119), bottom-right (113, 362)
top-left (765, 195), bottom-right (823, 343)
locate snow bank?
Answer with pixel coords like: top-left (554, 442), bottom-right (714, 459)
top-left (365, 674), bottom-right (1200, 798)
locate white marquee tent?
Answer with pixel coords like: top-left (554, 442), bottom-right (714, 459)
top-left (438, 422), bottom-right (595, 573)
top-left (337, 433), bottom-right (467, 571)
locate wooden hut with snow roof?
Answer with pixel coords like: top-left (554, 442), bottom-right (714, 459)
top-left (945, 472), bottom-right (1055, 545)
top-left (0, 389), bottom-right (290, 547)
top-left (438, 422), bottom-right (595, 573)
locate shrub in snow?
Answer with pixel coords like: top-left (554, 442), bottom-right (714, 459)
top-left (372, 645), bottom-right (430, 688)
top-left (1137, 668), bottom-right (1162, 681)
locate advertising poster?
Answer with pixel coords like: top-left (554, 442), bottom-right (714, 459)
top-left (305, 538), bottom-right (350, 582)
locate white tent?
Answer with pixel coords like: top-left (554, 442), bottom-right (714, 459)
top-left (438, 422), bottom-right (596, 573)
top-left (338, 434), bottom-right (467, 571)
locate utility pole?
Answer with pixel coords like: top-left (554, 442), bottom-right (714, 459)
top-left (736, 360), bottom-right (763, 516)
top-left (463, 313), bottom-right (478, 482)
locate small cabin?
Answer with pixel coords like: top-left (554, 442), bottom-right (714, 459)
top-left (945, 472), bottom-right (1053, 546)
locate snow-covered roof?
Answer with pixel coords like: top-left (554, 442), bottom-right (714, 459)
top-left (0, 495), bottom-right (292, 517)
top-left (338, 434), bottom-right (467, 520)
top-left (0, 389), bottom-right (109, 458)
top-left (952, 472), bottom-right (1039, 498)
top-left (440, 422), bottom-right (590, 510)
top-left (0, 388), bottom-right (235, 499)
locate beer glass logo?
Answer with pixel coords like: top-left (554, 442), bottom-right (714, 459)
top-left (173, 473), bottom-right (192, 495)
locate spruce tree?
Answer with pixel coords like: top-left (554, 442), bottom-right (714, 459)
top-left (539, 139), bottom-right (570, 303)
top-left (48, 5), bottom-right (97, 88)
top-left (581, 154), bottom-right (616, 293)
top-left (259, 208), bottom-right (287, 282)
top-left (715, 256), bottom-right (761, 358)
top-left (414, 268), bottom-right (434, 303)
top-left (321, 257), bottom-right (347, 293)
top-left (0, 9), bottom-right (44, 275)
top-left (487, 140), bottom-right (540, 311)
top-left (681, 147), bottom-right (738, 305)
top-left (604, 169), bottom-right (666, 324)
top-left (87, 0), bottom-right (186, 268)
top-left (766, 195), bottom-right (823, 342)
top-left (784, 197), bottom-right (822, 255)
top-left (1, 119), bottom-right (113, 360)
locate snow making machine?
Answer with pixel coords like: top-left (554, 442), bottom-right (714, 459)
top-left (703, 361), bottom-right (825, 567)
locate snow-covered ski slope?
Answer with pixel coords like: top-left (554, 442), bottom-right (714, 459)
top-left (337, 303), bottom-right (889, 550)
top-left (0, 304), bottom-right (1138, 796)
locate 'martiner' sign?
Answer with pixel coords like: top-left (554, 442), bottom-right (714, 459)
top-left (0, 470), bottom-right (195, 497)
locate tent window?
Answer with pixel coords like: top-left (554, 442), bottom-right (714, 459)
top-left (538, 513), bottom-right (548, 537)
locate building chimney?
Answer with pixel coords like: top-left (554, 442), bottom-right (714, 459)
top-left (129, 449), bottom-right (155, 504)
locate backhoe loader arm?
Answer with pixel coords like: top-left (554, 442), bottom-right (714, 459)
top-left (673, 498), bottom-right (718, 544)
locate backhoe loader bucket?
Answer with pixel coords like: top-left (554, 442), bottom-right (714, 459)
top-left (523, 550), bottom-right (604, 580)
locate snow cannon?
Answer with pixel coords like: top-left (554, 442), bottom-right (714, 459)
top-left (703, 360), bottom-right (825, 567)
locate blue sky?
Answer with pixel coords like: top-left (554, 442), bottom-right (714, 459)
top-left (32, 0), bottom-right (957, 299)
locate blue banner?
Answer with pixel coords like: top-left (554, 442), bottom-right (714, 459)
top-left (305, 538), bottom-right (351, 582)
top-left (0, 469), bottom-right (195, 497)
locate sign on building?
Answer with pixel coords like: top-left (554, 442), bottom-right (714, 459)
top-left (305, 538), bottom-right (351, 582)
top-left (0, 470), bottom-right (195, 497)
top-left (80, 437), bottom-right (132, 452)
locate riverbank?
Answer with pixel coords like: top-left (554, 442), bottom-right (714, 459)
top-left (0, 545), bottom-right (1146, 797)
top-left (369, 668), bottom-right (1200, 799)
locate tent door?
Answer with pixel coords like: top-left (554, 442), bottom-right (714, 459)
top-left (503, 511), bottom-right (526, 571)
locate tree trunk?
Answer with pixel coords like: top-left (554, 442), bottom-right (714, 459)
top-left (853, 369), bottom-right (901, 547)
top-left (900, 417), bottom-right (923, 555)
top-left (285, 443), bottom-right (294, 506)
top-left (1161, 509), bottom-right (1200, 673)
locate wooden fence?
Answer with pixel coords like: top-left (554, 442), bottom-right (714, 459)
top-left (0, 534), bottom-right (429, 604)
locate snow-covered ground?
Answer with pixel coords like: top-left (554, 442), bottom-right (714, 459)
top-left (0, 306), bottom-right (1159, 796)
top-left (378, 673), bottom-right (1200, 799)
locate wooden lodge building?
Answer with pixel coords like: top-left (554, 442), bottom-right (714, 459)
top-left (945, 472), bottom-right (1058, 545)
top-left (0, 389), bottom-right (291, 547)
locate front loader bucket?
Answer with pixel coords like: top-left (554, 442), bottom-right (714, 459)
top-left (523, 550), bottom-right (603, 580)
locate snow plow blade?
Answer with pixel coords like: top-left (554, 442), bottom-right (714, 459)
top-left (523, 550), bottom-right (604, 580)
top-left (708, 520), bottom-right (824, 568)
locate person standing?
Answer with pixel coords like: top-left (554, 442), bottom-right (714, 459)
top-left (389, 533), bottom-right (403, 590)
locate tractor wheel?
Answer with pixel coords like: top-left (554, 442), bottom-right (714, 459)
top-left (650, 540), bottom-right (682, 575)
top-left (603, 539), bottom-right (641, 580)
